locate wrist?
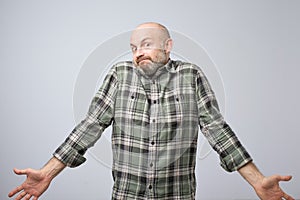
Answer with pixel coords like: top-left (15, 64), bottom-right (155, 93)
top-left (251, 173), bottom-right (265, 191)
top-left (238, 162), bottom-right (265, 189)
top-left (40, 157), bottom-right (66, 181)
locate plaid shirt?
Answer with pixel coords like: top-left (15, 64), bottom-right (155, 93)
top-left (54, 60), bottom-right (252, 199)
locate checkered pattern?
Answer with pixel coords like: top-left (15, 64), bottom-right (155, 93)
top-left (54, 60), bottom-right (252, 199)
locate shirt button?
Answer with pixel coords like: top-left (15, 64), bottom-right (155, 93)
top-left (149, 185), bottom-right (153, 190)
top-left (150, 163), bottom-right (153, 167)
top-left (151, 141), bottom-right (155, 145)
top-left (153, 100), bottom-right (157, 104)
top-left (152, 119), bottom-right (156, 123)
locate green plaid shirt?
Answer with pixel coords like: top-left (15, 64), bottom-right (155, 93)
top-left (54, 60), bottom-right (252, 199)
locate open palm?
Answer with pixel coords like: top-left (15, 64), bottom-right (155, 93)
top-left (255, 175), bottom-right (294, 200)
top-left (8, 168), bottom-right (51, 200)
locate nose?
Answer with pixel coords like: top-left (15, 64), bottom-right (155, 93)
top-left (133, 48), bottom-right (145, 64)
top-left (134, 47), bottom-right (145, 58)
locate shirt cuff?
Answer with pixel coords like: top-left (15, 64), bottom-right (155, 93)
top-left (219, 145), bottom-right (253, 172)
top-left (53, 142), bottom-right (87, 168)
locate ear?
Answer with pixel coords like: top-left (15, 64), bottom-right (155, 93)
top-left (164, 39), bottom-right (173, 53)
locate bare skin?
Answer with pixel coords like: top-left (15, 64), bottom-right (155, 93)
top-left (8, 22), bottom-right (295, 200)
top-left (8, 157), bottom-right (65, 200)
top-left (238, 162), bottom-right (294, 199)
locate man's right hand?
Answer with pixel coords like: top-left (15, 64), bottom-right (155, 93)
top-left (8, 168), bottom-right (52, 200)
top-left (8, 157), bottom-right (66, 200)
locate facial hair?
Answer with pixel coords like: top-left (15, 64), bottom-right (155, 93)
top-left (137, 51), bottom-right (168, 77)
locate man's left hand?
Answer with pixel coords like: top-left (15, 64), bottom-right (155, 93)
top-left (254, 174), bottom-right (294, 200)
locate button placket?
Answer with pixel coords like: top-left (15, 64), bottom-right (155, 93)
top-left (147, 79), bottom-right (160, 195)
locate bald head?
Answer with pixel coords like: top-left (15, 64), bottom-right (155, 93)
top-left (134, 22), bottom-right (171, 41)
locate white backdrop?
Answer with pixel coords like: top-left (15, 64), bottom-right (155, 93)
top-left (1, 0), bottom-right (299, 199)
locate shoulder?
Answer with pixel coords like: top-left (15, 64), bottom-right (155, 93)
top-left (172, 60), bottom-right (204, 75)
top-left (104, 61), bottom-right (135, 79)
top-left (112, 61), bottom-right (135, 72)
top-left (107, 61), bottom-right (138, 83)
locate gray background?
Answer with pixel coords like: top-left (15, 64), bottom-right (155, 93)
top-left (1, 0), bottom-right (299, 199)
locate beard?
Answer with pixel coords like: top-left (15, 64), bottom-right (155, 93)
top-left (140, 61), bottom-right (164, 77)
top-left (136, 51), bottom-right (168, 77)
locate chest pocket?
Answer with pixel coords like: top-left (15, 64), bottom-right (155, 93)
top-left (162, 89), bottom-right (198, 125)
top-left (127, 90), bottom-right (149, 125)
top-left (177, 91), bottom-right (198, 116)
top-left (114, 85), bottom-right (150, 127)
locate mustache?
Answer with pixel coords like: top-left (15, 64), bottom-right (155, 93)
top-left (136, 56), bottom-right (152, 64)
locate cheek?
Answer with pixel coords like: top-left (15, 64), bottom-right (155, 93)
top-left (132, 55), bottom-right (139, 65)
top-left (149, 50), bottom-right (161, 59)
top-left (155, 51), bottom-right (166, 61)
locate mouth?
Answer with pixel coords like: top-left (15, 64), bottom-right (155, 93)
top-left (136, 57), bottom-right (152, 65)
top-left (139, 59), bottom-right (150, 65)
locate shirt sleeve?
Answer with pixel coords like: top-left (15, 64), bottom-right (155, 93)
top-left (195, 68), bottom-right (252, 172)
top-left (53, 67), bottom-right (118, 168)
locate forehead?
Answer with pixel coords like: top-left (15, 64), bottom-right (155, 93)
top-left (130, 27), bottom-right (163, 45)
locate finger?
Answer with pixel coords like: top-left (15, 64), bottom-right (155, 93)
top-left (15, 191), bottom-right (27, 200)
top-left (13, 168), bottom-right (29, 175)
top-left (33, 196), bottom-right (39, 200)
top-left (8, 185), bottom-right (23, 197)
top-left (277, 175), bottom-right (293, 182)
top-left (24, 193), bottom-right (32, 200)
top-left (283, 193), bottom-right (295, 200)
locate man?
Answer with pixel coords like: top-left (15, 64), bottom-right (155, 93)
top-left (9, 22), bottom-right (294, 200)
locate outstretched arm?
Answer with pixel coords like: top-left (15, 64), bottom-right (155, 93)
top-left (238, 162), bottom-right (294, 200)
top-left (8, 156), bottom-right (66, 200)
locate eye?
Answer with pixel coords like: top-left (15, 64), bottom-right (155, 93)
top-left (143, 42), bottom-right (152, 49)
top-left (131, 46), bottom-right (137, 52)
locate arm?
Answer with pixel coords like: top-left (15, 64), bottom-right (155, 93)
top-left (9, 66), bottom-right (118, 200)
top-left (238, 162), bottom-right (294, 200)
top-left (194, 67), bottom-right (295, 199)
top-left (8, 156), bottom-right (66, 200)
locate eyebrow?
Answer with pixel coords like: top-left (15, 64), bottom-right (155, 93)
top-left (130, 37), bottom-right (152, 47)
